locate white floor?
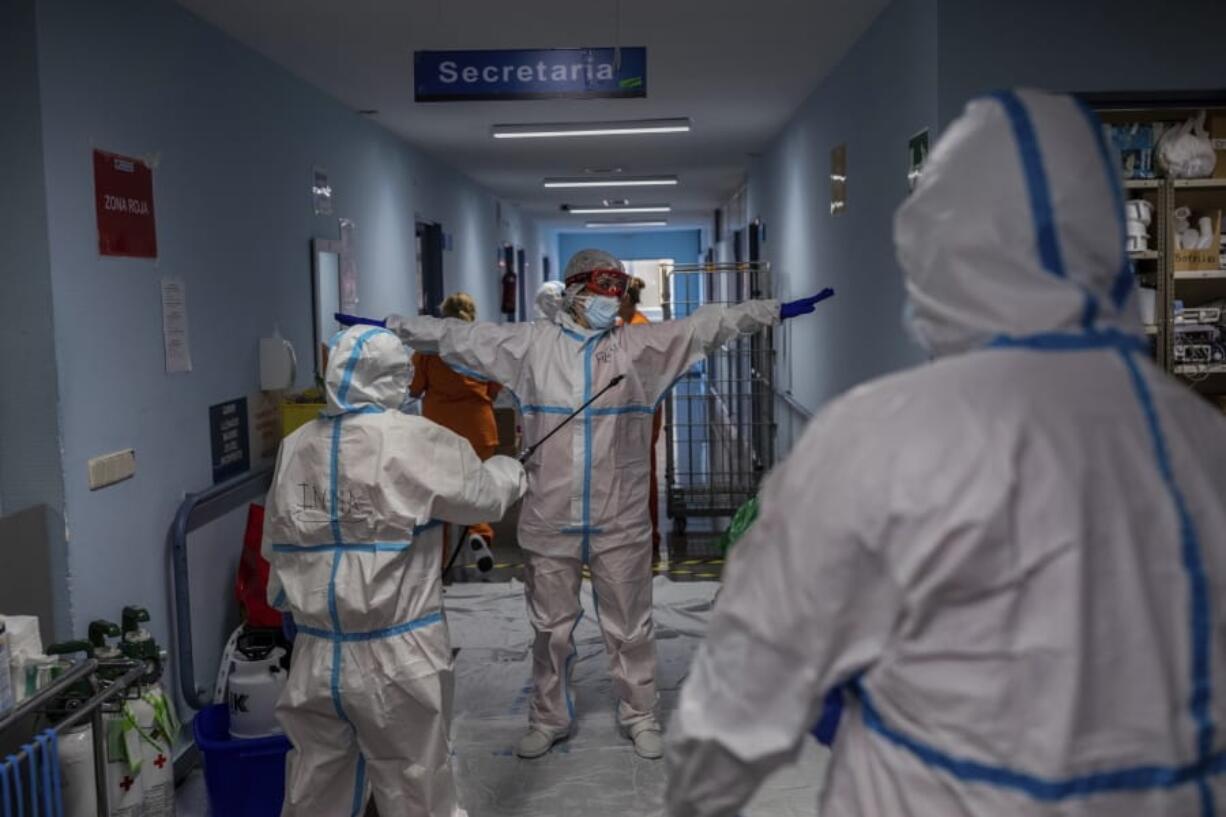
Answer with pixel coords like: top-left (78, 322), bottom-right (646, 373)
top-left (178, 578), bottom-right (827, 816)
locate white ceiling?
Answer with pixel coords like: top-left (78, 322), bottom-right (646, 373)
top-left (176, 0), bottom-right (887, 231)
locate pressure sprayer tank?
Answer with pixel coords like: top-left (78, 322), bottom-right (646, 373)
top-left (121, 606), bottom-right (179, 817)
top-left (227, 629), bottom-right (289, 740)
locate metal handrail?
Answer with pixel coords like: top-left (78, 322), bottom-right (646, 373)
top-left (0, 659), bottom-right (97, 734)
top-left (54, 660), bottom-right (145, 732)
top-left (774, 386), bottom-right (814, 419)
top-left (170, 467), bottom-right (273, 710)
top-left (665, 261), bottom-right (772, 272)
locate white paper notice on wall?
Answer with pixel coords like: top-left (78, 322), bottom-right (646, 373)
top-left (160, 277), bottom-right (193, 373)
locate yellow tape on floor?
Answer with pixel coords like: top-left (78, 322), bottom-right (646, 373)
top-left (465, 556), bottom-right (726, 576)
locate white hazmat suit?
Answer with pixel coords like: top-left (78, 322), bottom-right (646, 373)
top-left (667, 89), bottom-right (1226, 816)
top-left (263, 326), bottom-right (526, 816)
top-left (386, 259), bottom-right (779, 755)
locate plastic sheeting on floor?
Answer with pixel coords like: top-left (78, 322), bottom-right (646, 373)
top-left (178, 577), bottom-right (828, 816)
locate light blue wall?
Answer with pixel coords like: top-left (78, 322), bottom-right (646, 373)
top-left (938, 0), bottom-right (1226, 126)
top-left (746, 0), bottom-right (936, 448)
top-left (558, 229), bottom-right (702, 272)
top-left (492, 202), bottom-right (546, 318)
top-left (0, 0), bottom-right (71, 637)
top-left (747, 0), bottom-right (1226, 456)
top-left (31, 0), bottom-right (539, 697)
top-left (542, 226), bottom-right (564, 282)
top-left (0, 0), bottom-right (58, 518)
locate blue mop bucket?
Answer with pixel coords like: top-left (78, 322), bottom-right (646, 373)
top-left (193, 704), bottom-right (290, 817)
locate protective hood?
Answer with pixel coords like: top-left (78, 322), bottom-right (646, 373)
top-left (895, 89), bottom-right (1142, 357)
top-left (535, 280), bottom-right (565, 321)
top-left (563, 248), bottom-right (624, 281)
top-left (325, 326), bottom-right (411, 415)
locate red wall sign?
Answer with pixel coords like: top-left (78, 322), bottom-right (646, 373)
top-left (93, 149), bottom-right (157, 258)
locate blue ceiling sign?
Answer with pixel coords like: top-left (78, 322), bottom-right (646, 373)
top-left (414, 47), bottom-right (647, 102)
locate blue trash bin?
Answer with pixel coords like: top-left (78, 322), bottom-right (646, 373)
top-left (192, 704), bottom-right (290, 817)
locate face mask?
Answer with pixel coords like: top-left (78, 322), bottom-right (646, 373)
top-left (583, 295), bottom-right (621, 330)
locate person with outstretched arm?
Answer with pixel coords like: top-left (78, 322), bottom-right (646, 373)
top-left (338, 249), bottom-right (833, 760)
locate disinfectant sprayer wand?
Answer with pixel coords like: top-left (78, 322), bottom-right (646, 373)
top-left (517, 375), bottom-right (625, 464)
top-left (443, 375), bottom-right (625, 577)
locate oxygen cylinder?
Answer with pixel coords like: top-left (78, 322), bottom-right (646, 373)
top-left (91, 620), bottom-right (146, 817)
top-left (44, 641), bottom-right (99, 817)
top-left (127, 693), bottom-right (175, 817)
top-left (104, 702), bottom-right (146, 817)
top-left (47, 627), bottom-right (145, 817)
top-left (59, 724), bottom-right (99, 817)
top-left (120, 607), bottom-right (178, 817)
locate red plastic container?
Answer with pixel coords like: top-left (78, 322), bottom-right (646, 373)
top-left (235, 504), bottom-right (282, 629)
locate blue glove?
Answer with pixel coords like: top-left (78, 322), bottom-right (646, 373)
top-left (811, 688), bottom-right (845, 747)
top-left (281, 611), bottom-right (298, 643)
top-left (780, 288), bottom-right (835, 320)
top-left (335, 312), bottom-right (387, 328)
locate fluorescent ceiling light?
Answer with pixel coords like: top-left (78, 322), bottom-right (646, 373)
top-left (586, 220), bottom-right (669, 228)
top-left (566, 205), bottom-right (671, 214)
top-left (544, 175), bottom-right (679, 189)
top-left (492, 118), bottom-right (691, 139)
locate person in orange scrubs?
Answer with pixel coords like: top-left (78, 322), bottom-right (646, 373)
top-left (410, 293), bottom-right (502, 559)
top-left (619, 278), bottom-right (664, 559)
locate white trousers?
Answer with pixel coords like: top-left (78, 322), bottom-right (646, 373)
top-left (277, 633), bottom-right (460, 817)
top-left (523, 542), bottom-right (658, 736)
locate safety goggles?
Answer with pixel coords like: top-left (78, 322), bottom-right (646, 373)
top-left (565, 268), bottom-right (629, 298)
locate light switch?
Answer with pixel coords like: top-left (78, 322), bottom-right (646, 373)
top-left (88, 449), bottom-right (136, 490)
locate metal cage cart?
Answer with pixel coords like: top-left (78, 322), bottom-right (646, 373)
top-left (0, 657), bottom-right (144, 816)
top-left (660, 261), bottom-right (776, 538)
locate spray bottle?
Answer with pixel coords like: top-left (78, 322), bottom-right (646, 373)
top-left (120, 606), bottom-right (178, 817)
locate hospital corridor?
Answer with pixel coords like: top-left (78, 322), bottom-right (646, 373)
top-left (2, 1), bottom-right (1226, 816)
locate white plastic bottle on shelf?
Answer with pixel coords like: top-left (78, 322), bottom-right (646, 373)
top-left (0, 617), bottom-right (14, 716)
